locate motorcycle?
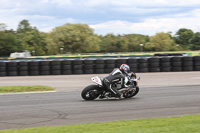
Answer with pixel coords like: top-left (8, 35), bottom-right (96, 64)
top-left (81, 73), bottom-right (140, 100)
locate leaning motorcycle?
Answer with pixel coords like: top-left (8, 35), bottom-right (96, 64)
top-left (81, 73), bottom-right (140, 100)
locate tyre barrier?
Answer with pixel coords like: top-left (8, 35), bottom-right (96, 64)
top-left (154, 53), bottom-right (186, 56)
top-left (0, 56), bottom-right (200, 76)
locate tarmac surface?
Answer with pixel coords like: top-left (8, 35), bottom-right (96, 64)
top-left (0, 72), bottom-right (200, 130)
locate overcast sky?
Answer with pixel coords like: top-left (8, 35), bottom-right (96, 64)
top-left (0, 0), bottom-right (200, 35)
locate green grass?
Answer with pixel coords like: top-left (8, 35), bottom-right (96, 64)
top-left (0, 86), bottom-right (54, 93)
top-left (0, 115), bottom-right (199, 133)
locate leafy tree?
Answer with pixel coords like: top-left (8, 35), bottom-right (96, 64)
top-left (0, 31), bottom-right (21, 56)
top-left (17, 20), bottom-right (33, 33)
top-left (99, 34), bottom-right (124, 52)
top-left (16, 20), bottom-right (47, 55)
top-left (3, 20), bottom-right (200, 57)
top-left (99, 34), bottom-right (149, 52)
top-left (99, 34), bottom-right (129, 52)
top-left (174, 28), bottom-right (194, 50)
top-left (189, 32), bottom-right (200, 50)
top-left (46, 23), bottom-right (100, 54)
top-left (124, 34), bottom-right (149, 52)
top-left (145, 32), bottom-right (178, 51)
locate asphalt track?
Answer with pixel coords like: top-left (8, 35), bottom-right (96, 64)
top-left (0, 72), bottom-right (200, 130)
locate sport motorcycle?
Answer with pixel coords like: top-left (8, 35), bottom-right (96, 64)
top-left (81, 73), bottom-right (140, 100)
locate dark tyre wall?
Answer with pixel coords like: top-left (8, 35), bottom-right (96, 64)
top-left (160, 57), bottom-right (171, 72)
top-left (18, 61), bottom-right (28, 76)
top-left (137, 58), bottom-right (148, 72)
top-left (0, 56), bottom-right (200, 76)
top-left (148, 57), bottom-right (160, 72)
top-left (19, 71), bottom-right (29, 76)
top-left (193, 56), bottom-right (200, 71)
top-left (95, 69), bottom-right (104, 74)
top-left (104, 59), bottom-right (116, 73)
top-left (0, 72), bottom-right (7, 76)
top-left (7, 62), bottom-right (18, 76)
top-left (94, 59), bottom-right (105, 74)
top-left (40, 71), bottom-right (50, 75)
top-left (161, 67), bottom-right (171, 72)
top-left (28, 61), bottom-right (39, 76)
top-left (39, 61), bottom-right (50, 76)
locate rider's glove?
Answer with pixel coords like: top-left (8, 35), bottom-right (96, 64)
top-left (131, 73), bottom-right (136, 79)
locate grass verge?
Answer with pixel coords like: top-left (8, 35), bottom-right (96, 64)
top-left (0, 86), bottom-right (54, 93)
top-left (0, 114), bottom-right (199, 133)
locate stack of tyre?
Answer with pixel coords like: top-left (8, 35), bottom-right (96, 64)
top-left (127, 58), bottom-right (138, 72)
top-left (94, 59), bottom-right (105, 74)
top-left (7, 62), bottom-right (18, 76)
top-left (0, 62), bottom-right (7, 76)
top-left (125, 58), bottom-right (137, 72)
top-left (115, 59), bottom-right (126, 68)
top-left (18, 61), bottom-right (29, 76)
top-left (40, 61), bottom-right (50, 75)
top-left (171, 57), bottom-right (183, 72)
top-left (104, 59), bottom-right (116, 73)
top-left (148, 57), bottom-right (160, 72)
top-left (194, 56), bottom-right (200, 71)
top-left (72, 60), bottom-right (83, 74)
top-left (29, 61), bottom-right (40, 76)
top-left (137, 58), bottom-right (149, 72)
top-left (83, 60), bottom-right (94, 74)
top-left (50, 60), bottom-right (62, 75)
top-left (182, 56), bottom-right (193, 71)
top-left (62, 60), bottom-right (72, 75)
top-left (160, 57), bottom-right (171, 72)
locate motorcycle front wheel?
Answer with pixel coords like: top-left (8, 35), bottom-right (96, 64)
top-left (81, 85), bottom-right (102, 100)
top-left (123, 86), bottom-right (139, 98)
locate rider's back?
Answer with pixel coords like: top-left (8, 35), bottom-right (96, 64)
top-left (104, 68), bottom-right (125, 82)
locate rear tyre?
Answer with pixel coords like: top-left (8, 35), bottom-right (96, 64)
top-left (81, 85), bottom-right (101, 100)
top-left (123, 87), bottom-right (139, 98)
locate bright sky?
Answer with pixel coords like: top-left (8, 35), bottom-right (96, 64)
top-left (0, 0), bottom-right (200, 35)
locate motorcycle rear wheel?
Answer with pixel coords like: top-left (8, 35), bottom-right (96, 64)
top-left (81, 85), bottom-right (102, 100)
top-left (123, 86), bottom-right (139, 98)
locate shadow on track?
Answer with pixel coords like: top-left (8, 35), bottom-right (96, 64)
top-left (80, 97), bottom-right (140, 102)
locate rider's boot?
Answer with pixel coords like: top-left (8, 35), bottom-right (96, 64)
top-left (99, 95), bottom-right (105, 99)
top-left (117, 94), bottom-right (123, 99)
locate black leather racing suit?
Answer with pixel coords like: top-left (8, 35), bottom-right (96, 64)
top-left (103, 68), bottom-right (128, 97)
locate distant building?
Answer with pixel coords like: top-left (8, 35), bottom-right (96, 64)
top-left (10, 50), bottom-right (31, 58)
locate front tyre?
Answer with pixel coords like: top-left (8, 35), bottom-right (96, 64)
top-left (81, 85), bottom-right (101, 100)
top-left (123, 86), bottom-right (139, 98)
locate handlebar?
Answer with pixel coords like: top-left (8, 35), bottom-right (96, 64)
top-left (129, 72), bottom-right (140, 80)
top-left (130, 72), bottom-right (136, 79)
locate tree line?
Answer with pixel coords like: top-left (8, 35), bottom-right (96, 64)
top-left (0, 20), bottom-right (200, 57)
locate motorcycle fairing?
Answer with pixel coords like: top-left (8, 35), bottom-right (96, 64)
top-left (91, 76), bottom-right (103, 86)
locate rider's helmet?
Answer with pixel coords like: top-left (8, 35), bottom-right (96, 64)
top-left (120, 64), bottom-right (130, 74)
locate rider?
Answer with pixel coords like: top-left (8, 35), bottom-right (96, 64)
top-left (102, 64), bottom-right (131, 99)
